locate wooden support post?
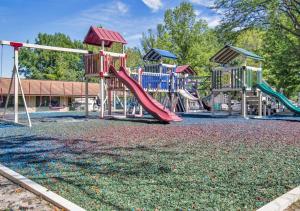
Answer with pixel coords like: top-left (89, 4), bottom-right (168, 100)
top-left (100, 40), bottom-right (105, 119)
top-left (16, 69), bottom-right (32, 127)
top-left (123, 88), bottom-right (127, 116)
top-left (258, 90), bottom-right (262, 117)
top-left (211, 92), bottom-right (215, 116)
top-left (113, 91), bottom-right (116, 112)
top-left (108, 85), bottom-right (112, 115)
top-left (13, 48), bottom-right (19, 123)
top-left (242, 66), bottom-right (247, 118)
top-left (228, 92), bottom-right (232, 115)
top-left (263, 102), bottom-right (267, 116)
top-left (170, 70), bottom-right (175, 112)
top-left (241, 90), bottom-right (247, 118)
top-left (85, 77), bottom-right (89, 117)
top-left (138, 68), bottom-right (143, 116)
top-left (185, 98), bottom-right (189, 113)
top-left (100, 77), bottom-right (104, 118)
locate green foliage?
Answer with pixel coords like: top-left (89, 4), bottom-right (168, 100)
top-left (140, 2), bottom-right (220, 75)
top-left (126, 47), bottom-right (143, 68)
top-left (232, 29), bottom-right (265, 67)
top-left (215, 0), bottom-right (300, 97)
top-left (263, 26), bottom-right (300, 98)
top-left (20, 33), bottom-right (85, 81)
top-left (17, 1), bottom-right (300, 97)
top-left (141, 29), bottom-right (160, 53)
top-left (235, 29), bottom-right (265, 53)
top-left (214, 0), bottom-right (300, 39)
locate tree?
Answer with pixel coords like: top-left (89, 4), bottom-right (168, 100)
top-left (141, 29), bottom-right (159, 53)
top-left (214, 0), bottom-right (300, 39)
top-left (140, 2), bottom-right (220, 75)
top-left (126, 47), bottom-right (143, 68)
top-left (215, 0), bottom-right (300, 97)
top-left (263, 25), bottom-right (300, 98)
top-left (234, 28), bottom-right (265, 67)
top-left (20, 33), bottom-right (85, 81)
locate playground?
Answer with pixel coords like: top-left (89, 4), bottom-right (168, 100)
top-left (0, 7), bottom-right (300, 210)
top-left (0, 113), bottom-right (300, 210)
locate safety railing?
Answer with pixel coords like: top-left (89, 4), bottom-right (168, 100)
top-left (131, 72), bottom-right (170, 91)
top-left (212, 66), bottom-right (262, 90)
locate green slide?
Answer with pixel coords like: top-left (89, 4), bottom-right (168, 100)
top-left (257, 82), bottom-right (300, 115)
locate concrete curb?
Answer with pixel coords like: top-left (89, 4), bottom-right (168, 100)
top-left (0, 163), bottom-right (85, 211)
top-left (257, 186), bottom-right (300, 211)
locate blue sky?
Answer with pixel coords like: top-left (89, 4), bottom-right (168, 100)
top-left (0, 0), bottom-right (219, 77)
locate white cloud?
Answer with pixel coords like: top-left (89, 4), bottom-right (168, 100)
top-left (55, 1), bottom-right (162, 47)
top-left (142, 0), bottom-right (163, 12)
top-left (116, 1), bottom-right (129, 14)
top-left (195, 9), bottom-right (220, 28)
top-left (205, 16), bottom-right (220, 27)
top-left (194, 10), bottom-right (201, 16)
top-left (126, 34), bottom-right (143, 42)
top-left (58, 1), bottom-right (129, 27)
top-left (189, 0), bottom-right (214, 7)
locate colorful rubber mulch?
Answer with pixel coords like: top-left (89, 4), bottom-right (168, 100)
top-left (0, 112), bottom-right (300, 210)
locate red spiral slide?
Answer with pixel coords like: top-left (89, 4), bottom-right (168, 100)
top-left (109, 65), bottom-right (182, 123)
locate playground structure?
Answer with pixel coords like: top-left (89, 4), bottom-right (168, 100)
top-left (210, 45), bottom-right (300, 117)
top-left (83, 26), bottom-right (128, 119)
top-left (210, 45), bottom-right (264, 118)
top-left (0, 26), bottom-right (182, 125)
top-left (175, 65), bottom-right (208, 112)
top-left (130, 49), bottom-right (205, 113)
top-left (139, 48), bottom-right (178, 111)
top-left (1, 25), bottom-right (299, 127)
top-left (82, 26), bottom-right (182, 122)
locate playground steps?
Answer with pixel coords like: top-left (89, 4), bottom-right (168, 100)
top-left (246, 93), bottom-right (260, 105)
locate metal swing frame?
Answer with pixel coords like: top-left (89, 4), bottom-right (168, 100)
top-left (0, 40), bottom-right (89, 127)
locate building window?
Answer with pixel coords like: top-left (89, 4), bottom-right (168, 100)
top-left (50, 97), bottom-right (60, 107)
top-left (36, 96), bottom-right (49, 107)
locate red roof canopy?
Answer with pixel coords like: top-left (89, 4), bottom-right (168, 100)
top-left (83, 26), bottom-right (127, 48)
top-left (176, 65), bottom-right (196, 75)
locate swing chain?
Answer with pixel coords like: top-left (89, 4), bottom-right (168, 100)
top-left (0, 44), bottom-right (3, 77)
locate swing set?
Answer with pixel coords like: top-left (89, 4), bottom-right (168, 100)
top-left (0, 45), bottom-right (3, 105)
top-left (0, 40), bottom-right (89, 127)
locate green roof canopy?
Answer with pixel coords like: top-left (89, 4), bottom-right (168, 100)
top-left (210, 45), bottom-right (263, 64)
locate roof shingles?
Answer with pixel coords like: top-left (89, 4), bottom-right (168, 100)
top-left (143, 48), bottom-right (177, 61)
top-left (84, 26), bottom-right (127, 48)
top-left (210, 45), bottom-right (263, 64)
